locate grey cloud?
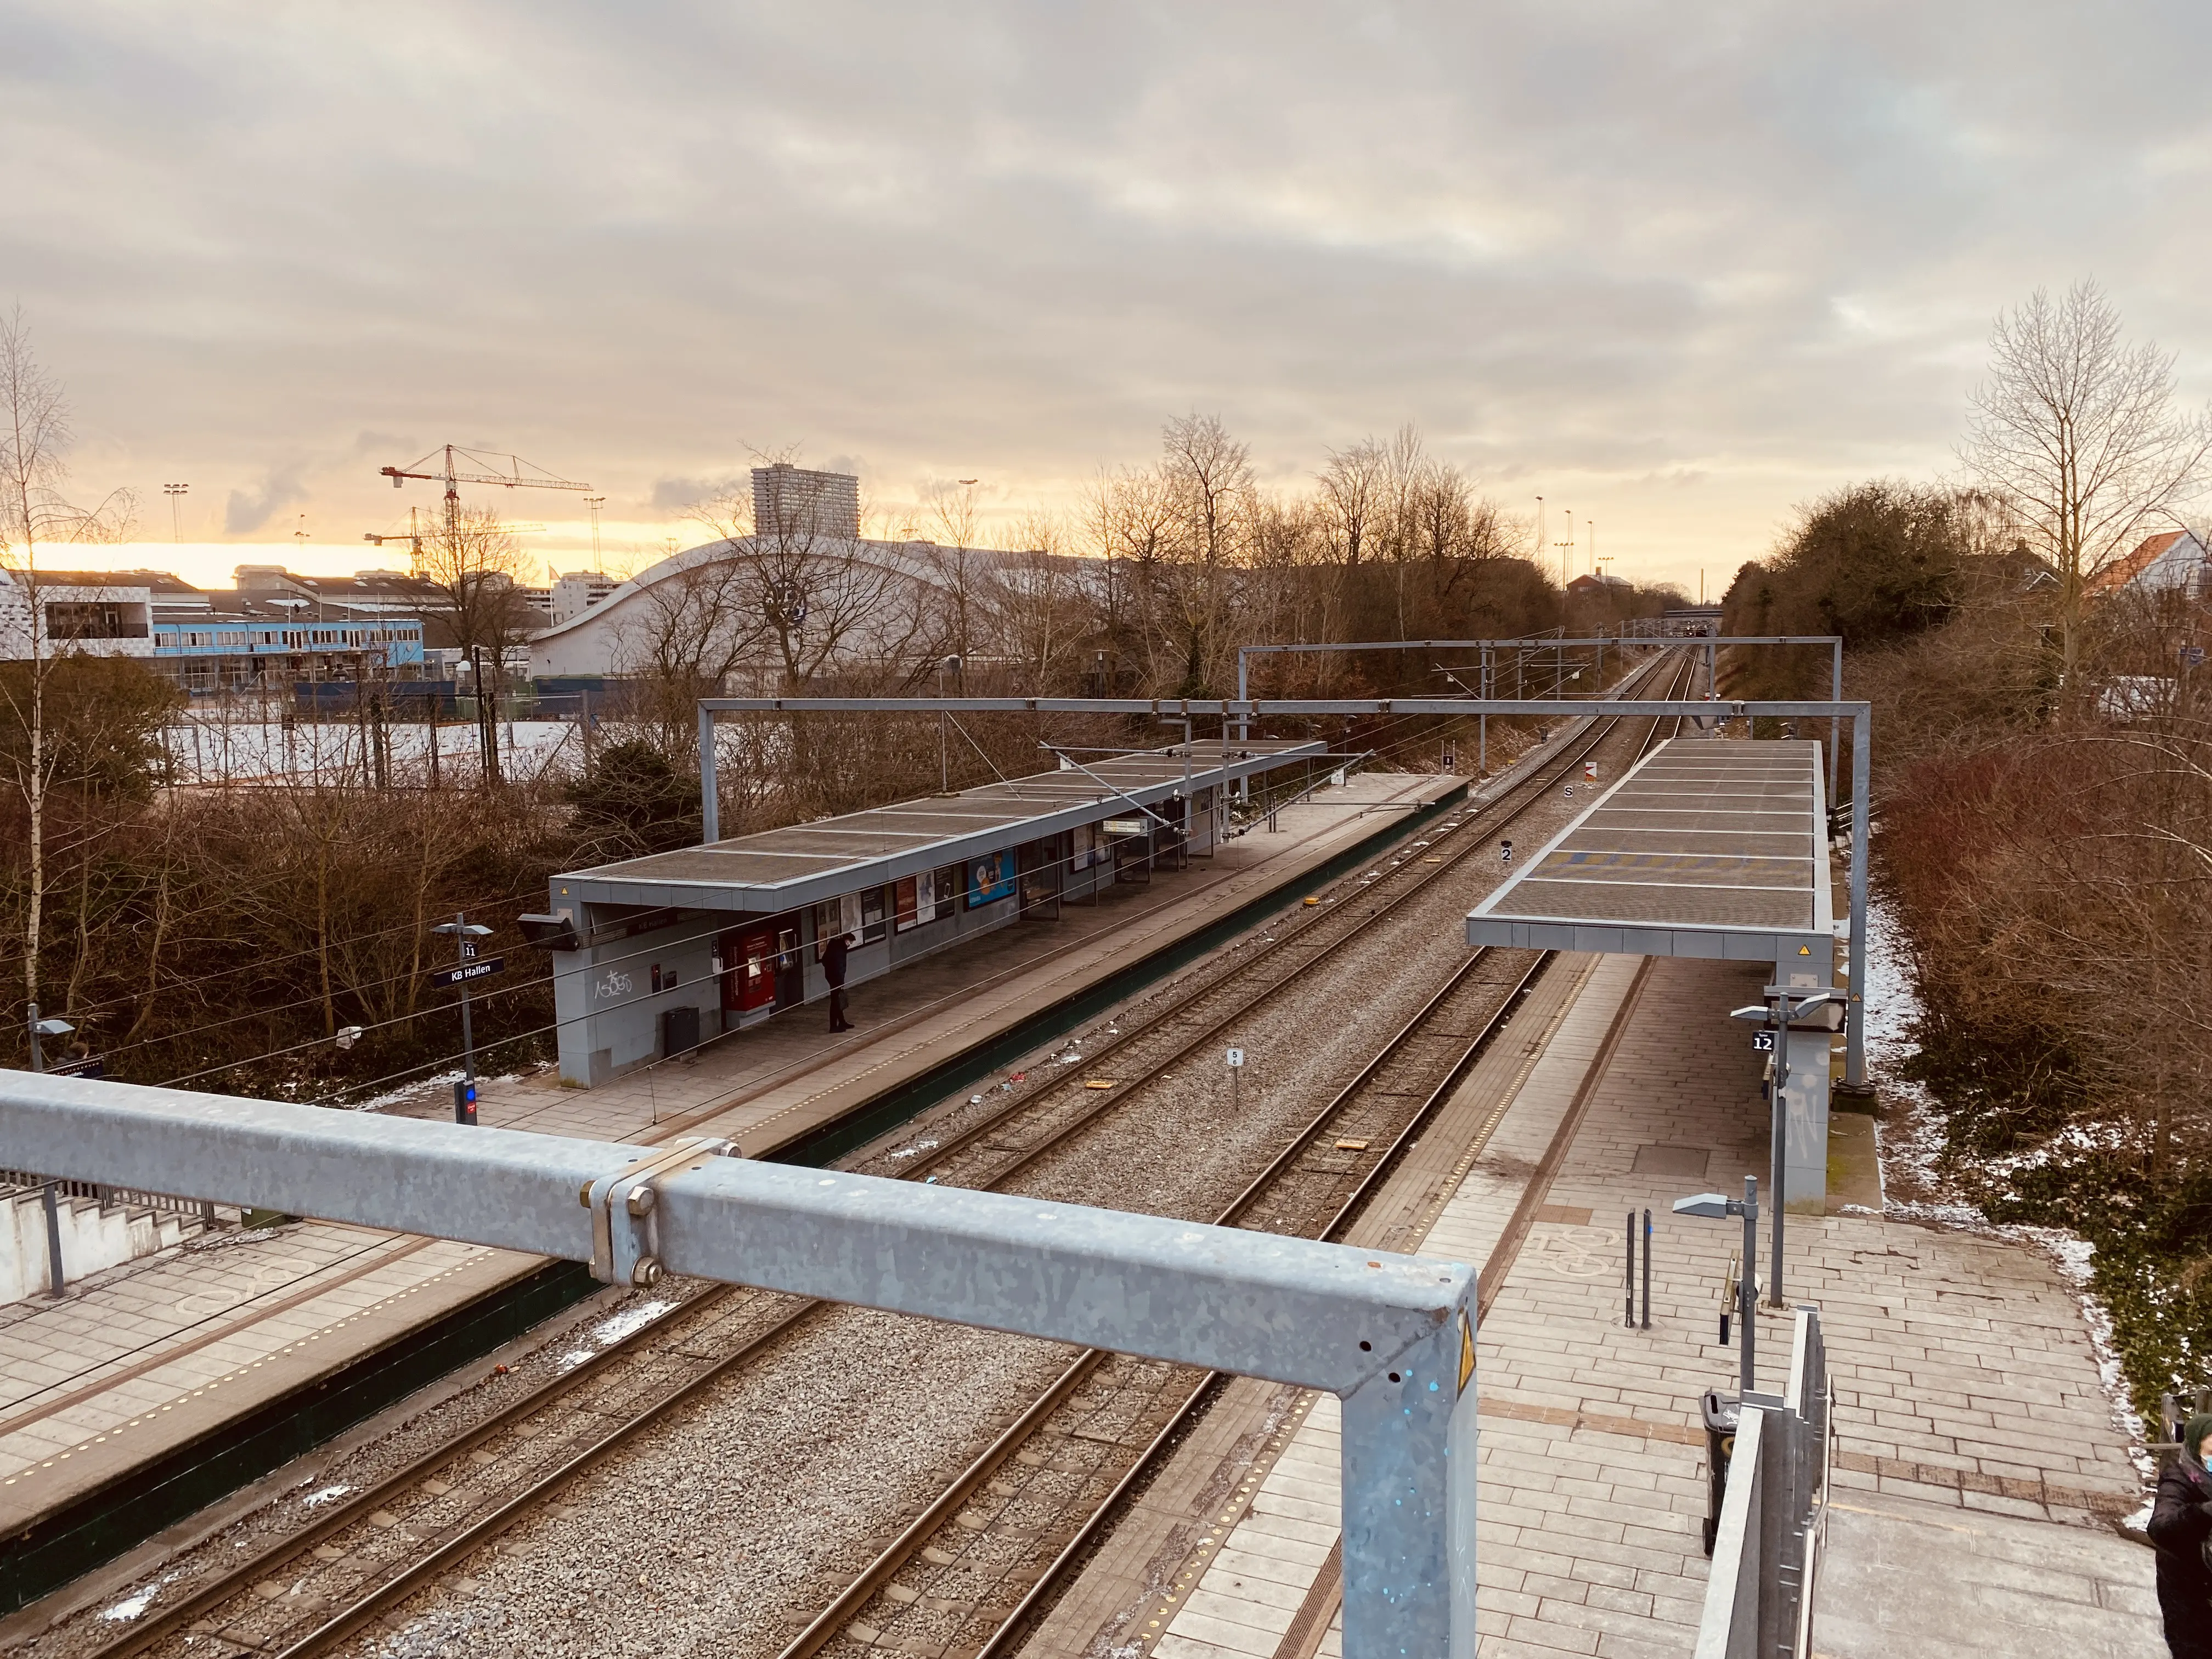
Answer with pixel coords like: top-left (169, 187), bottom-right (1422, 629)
top-left (224, 463), bottom-right (308, 534)
top-left (7, 0), bottom-right (2211, 588)
top-left (650, 476), bottom-right (748, 513)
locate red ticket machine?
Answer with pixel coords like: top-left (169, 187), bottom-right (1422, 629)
top-left (723, 924), bottom-right (777, 1015)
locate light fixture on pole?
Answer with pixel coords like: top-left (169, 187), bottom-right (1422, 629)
top-left (26, 1007), bottom-right (74, 1074)
top-left (163, 483), bottom-right (189, 543)
top-left (1731, 989), bottom-right (1838, 1307)
top-left (1673, 1178), bottom-right (1760, 1399)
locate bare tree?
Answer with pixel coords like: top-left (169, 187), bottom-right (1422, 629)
top-left (690, 467), bottom-right (923, 692)
top-left (1960, 280), bottom-right (2212, 698)
top-left (989, 510), bottom-right (1094, 693)
top-left (0, 309), bottom-right (137, 1010)
top-left (610, 554), bottom-right (771, 742)
top-left (1316, 437), bottom-right (1387, 565)
top-left (916, 480), bottom-right (990, 663)
top-left (413, 503), bottom-right (529, 785)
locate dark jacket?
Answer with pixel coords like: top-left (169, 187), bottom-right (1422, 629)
top-left (821, 935), bottom-right (850, 988)
top-left (2151, 1454), bottom-right (2212, 1656)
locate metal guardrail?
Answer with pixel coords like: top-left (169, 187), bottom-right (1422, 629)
top-left (1697, 1306), bottom-right (1833, 1658)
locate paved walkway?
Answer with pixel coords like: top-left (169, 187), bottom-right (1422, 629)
top-left (1140, 953), bottom-right (2157, 1658)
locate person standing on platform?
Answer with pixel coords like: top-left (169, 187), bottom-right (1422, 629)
top-left (821, 930), bottom-right (856, 1032)
top-left (2151, 1414), bottom-right (2212, 1657)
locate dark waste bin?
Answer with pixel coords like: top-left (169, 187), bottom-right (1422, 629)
top-left (1700, 1390), bottom-right (1741, 1557)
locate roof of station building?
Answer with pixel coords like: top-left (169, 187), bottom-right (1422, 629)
top-left (555, 738), bottom-right (1330, 914)
top-left (1465, 737), bottom-right (1830, 960)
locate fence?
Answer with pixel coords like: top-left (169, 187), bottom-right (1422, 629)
top-left (1696, 1305), bottom-right (1833, 1658)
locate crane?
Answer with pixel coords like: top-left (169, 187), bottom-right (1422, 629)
top-left (375, 447), bottom-right (591, 789)
top-left (378, 445), bottom-right (592, 544)
top-left (362, 506), bottom-right (545, 565)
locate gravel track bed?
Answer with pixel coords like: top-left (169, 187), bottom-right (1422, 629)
top-left (46, 682), bottom-right (1689, 1659)
top-left (331, 711), bottom-right (1671, 1655)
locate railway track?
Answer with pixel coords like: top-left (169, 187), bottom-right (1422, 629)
top-left (67, 648), bottom-right (1692, 1659)
top-left (777, 653), bottom-right (1702, 1658)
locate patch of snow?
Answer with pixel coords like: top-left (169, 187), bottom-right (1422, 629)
top-left (889, 1138), bottom-right (940, 1160)
top-left (556, 1349), bottom-right (595, 1371)
top-left (100, 1585), bottom-right (161, 1622)
top-left (299, 1483), bottom-right (351, 1508)
top-left (590, 1299), bottom-right (674, 1347)
top-left (1861, 895), bottom-right (2155, 1483)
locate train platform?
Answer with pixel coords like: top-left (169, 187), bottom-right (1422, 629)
top-left (0, 763), bottom-right (1479, 1605)
top-left (1105, 950), bottom-right (2152, 1658)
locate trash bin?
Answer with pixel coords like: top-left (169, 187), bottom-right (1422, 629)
top-left (1700, 1391), bottom-right (1741, 1557)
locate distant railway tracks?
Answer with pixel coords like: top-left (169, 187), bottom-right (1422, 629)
top-left (67, 650), bottom-right (1694, 1659)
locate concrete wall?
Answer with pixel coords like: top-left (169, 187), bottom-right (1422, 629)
top-left (1, 1189), bottom-right (198, 1304)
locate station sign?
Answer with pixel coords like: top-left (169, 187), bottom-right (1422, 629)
top-left (1102, 817), bottom-right (1146, 836)
top-left (431, 957), bottom-right (505, 989)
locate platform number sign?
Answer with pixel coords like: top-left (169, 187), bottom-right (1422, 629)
top-left (1751, 1030), bottom-right (1775, 1052)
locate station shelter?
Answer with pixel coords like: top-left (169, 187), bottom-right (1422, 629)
top-left (1465, 737), bottom-right (1839, 1207)
top-left (543, 740), bottom-right (1328, 1086)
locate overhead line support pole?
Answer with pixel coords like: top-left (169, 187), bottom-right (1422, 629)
top-left (699, 704), bottom-right (719, 844)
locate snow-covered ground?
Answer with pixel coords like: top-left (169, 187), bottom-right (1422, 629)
top-left (1861, 895), bottom-right (2152, 1476)
top-left (163, 715), bottom-right (583, 785)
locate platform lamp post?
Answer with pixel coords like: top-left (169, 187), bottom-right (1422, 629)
top-left (433, 917), bottom-right (494, 1122)
top-left (25, 1005), bottom-right (72, 1074)
top-left (1673, 1179), bottom-right (1760, 1400)
top-left (26, 1007), bottom-right (75, 1297)
top-left (1731, 990), bottom-right (1837, 1308)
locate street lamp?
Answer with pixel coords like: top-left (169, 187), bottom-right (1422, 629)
top-left (1674, 1180), bottom-right (1761, 1400)
top-left (26, 1007), bottom-right (73, 1074)
top-left (163, 483), bottom-right (189, 543)
top-left (433, 916), bottom-right (495, 1122)
top-left (1731, 989), bottom-right (1839, 1306)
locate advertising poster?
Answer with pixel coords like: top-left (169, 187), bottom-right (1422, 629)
top-left (969, 848), bottom-right (1017, 906)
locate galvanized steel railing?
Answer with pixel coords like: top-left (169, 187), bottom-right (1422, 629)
top-left (1697, 1306), bottom-right (1833, 1658)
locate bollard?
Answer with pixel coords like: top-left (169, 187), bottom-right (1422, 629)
top-left (1624, 1211), bottom-right (1636, 1328)
top-left (1641, 1208), bottom-right (1652, 1330)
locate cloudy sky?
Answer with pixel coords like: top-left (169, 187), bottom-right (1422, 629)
top-left (7, 1), bottom-right (2209, 594)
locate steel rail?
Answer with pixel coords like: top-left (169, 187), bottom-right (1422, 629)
top-left (970, 658), bottom-right (1701, 1656)
top-left (778, 945), bottom-right (1550, 1659)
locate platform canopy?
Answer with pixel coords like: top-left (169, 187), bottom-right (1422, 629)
top-left (1465, 737), bottom-right (1831, 966)
top-left (557, 738), bottom-right (1329, 913)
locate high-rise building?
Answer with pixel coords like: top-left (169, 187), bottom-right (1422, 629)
top-left (752, 463), bottom-right (860, 541)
